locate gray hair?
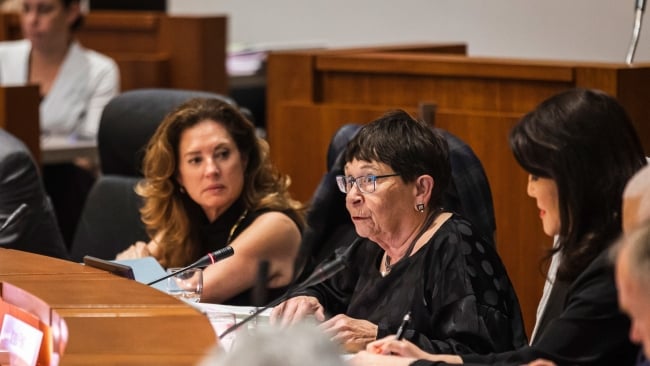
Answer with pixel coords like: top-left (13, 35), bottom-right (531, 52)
top-left (198, 322), bottom-right (347, 366)
top-left (623, 164), bottom-right (650, 233)
top-left (620, 223), bottom-right (650, 291)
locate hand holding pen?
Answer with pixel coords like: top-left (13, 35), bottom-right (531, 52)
top-left (394, 311), bottom-right (411, 341)
top-left (365, 311), bottom-right (423, 357)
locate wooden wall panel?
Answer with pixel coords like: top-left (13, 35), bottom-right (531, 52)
top-left (0, 11), bottom-right (228, 94)
top-left (0, 85), bottom-right (40, 163)
top-left (0, 11), bottom-right (227, 160)
top-left (267, 45), bottom-right (650, 337)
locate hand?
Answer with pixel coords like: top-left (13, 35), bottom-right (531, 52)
top-left (115, 241), bottom-right (151, 260)
top-left (366, 336), bottom-right (463, 363)
top-left (524, 359), bottom-right (556, 366)
top-left (270, 296), bottom-right (325, 327)
top-left (366, 335), bottom-right (431, 358)
top-left (320, 314), bottom-right (378, 353)
top-left (351, 351), bottom-right (416, 366)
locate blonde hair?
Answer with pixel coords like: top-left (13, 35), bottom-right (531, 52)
top-left (136, 98), bottom-right (304, 267)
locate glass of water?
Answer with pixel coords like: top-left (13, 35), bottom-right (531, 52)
top-left (166, 267), bottom-right (203, 303)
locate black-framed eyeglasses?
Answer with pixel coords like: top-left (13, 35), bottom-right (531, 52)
top-left (335, 174), bottom-right (400, 194)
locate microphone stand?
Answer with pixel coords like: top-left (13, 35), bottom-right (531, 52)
top-left (626, 0), bottom-right (646, 64)
top-left (219, 237), bottom-right (361, 338)
top-left (146, 246), bottom-right (234, 286)
top-left (146, 261), bottom-right (205, 286)
top-left (219, 291), bottom-right (290, 338)
top-left (218, 271), bottom-right (329, 338)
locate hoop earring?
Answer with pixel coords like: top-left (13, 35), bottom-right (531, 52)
top-left (416, 203), bottom-right (425, 212)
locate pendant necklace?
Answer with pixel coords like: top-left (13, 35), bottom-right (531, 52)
top-left (226, 209), bottom-right (248, 245)
top-left (381, 208), bottom-right (441, 277)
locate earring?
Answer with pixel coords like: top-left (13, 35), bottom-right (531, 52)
top-left (416, 203), bottom-right (425, 212)
top-left (180, 186), bottom-right (186, 194)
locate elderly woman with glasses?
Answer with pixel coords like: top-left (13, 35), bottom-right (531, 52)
top-left (271, 110), bottom-right (527, 355)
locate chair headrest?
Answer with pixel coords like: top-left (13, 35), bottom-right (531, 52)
top-left (97, 88), bottom-right (238, 177)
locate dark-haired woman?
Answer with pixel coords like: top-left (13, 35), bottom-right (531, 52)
top-left (271, 109), bottom-right (526, 354)
top-left (353, 88), bottom-right (647, 366)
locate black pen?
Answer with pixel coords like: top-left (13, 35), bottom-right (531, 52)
top-left (394, 311), bottom-right (411, 340)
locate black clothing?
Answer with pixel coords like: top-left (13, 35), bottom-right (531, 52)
top-left (299, 215), bottom-right (527, 354)
top-left (0, 129), bottom-right (69, 260)
top-left (192, 198), bottom-right (302, 306)
top-left (415, 247), bottom-right (639, 365)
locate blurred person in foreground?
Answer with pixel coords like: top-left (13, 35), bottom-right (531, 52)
top-left (616, 164), bottom-right (650, 366)
top-left (197, 323), bottom-right (346, 366)
top-left (272, 110), bottom-right (526, 354)
top-left (352, 88), bottom-right (646, 365)
top-left (116, 98), bottom-right (304, 305)
top-left (615, 223), bottom-right (650, 366)
top-left (622, 164), bottom-right (650, 235)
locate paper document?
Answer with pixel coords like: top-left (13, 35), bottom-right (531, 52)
top-left (114, 257), bottom-right (168, 291)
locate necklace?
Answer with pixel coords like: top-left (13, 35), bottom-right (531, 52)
top-left (381, 208), bottom-right (442, 277)
top-left (226, 209), bottom-right (248, 245)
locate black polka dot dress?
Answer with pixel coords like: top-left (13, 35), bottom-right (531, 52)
top-left (300, 215), bottom-right (527, 355)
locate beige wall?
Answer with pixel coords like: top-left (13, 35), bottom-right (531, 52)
top-left (168, 0), bottom-right (650, 63)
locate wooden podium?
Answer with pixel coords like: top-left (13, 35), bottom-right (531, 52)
top-left (266, 44), bottom-right (650, 336)
top-left (0, 249), bottom-right (217, 366)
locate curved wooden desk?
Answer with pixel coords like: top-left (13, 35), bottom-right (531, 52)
top-left (0, 249), bottom-right (217, 366)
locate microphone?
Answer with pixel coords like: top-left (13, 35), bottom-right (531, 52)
top-left (296, 237), bottom-right (362, 289)
top-left (188, 246), bottom-right (235, 268)
top-left (0, 203), bottom-right (29, 235)
top-left (626, 0), bottom-right (647, 64)
top-left (146, 246), bottom-right (234, 286)
top-left (218, 237), bottom-right (362, 338)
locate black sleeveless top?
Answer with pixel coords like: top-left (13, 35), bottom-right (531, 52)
top-left (188, 197), bottom-right (302, 306)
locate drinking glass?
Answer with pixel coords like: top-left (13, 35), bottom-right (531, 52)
top-left (166, 267), bottom-right (203, 303)
top-left (206, 311), bottom-right (237, 351)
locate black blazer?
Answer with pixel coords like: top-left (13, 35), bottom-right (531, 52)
top-left (442, 248), bottom-right (639, 365)
top-left (0, 129), bottom-right (69, 260)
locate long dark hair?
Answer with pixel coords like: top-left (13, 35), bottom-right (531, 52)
top-left (510, 88), bottom-right (646, 282)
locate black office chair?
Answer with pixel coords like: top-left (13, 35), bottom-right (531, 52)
top-left (69, 175), bottom-right (147, 262)
top-left (70, 88), bottom-right (248, 262)
top-left (0, 129), bottom-right (69, 260)
top-left (98, 88), bottom-right (246, 177)
top-left (295, 123), bottom-right (496, 281)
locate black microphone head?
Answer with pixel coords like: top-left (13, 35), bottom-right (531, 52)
top-left (335, 236), bottom-right (362, 262)
top-left (192, 246), bottom-right (235, 268)
top-left (298, 237), bottom-right (362, 290)
top-left (210, 246), bottom-right (235, 261)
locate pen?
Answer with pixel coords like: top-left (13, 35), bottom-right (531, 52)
top-left (394, 311), bottom-right (411, 340)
